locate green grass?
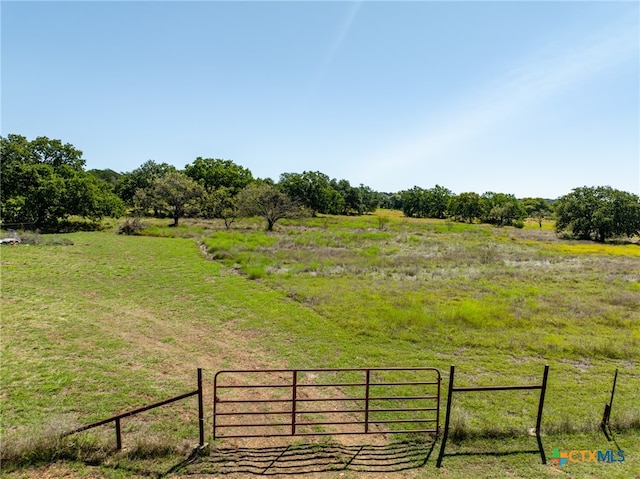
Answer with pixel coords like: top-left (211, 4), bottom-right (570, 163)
top-left (1, 214), bottom-right (639, 478)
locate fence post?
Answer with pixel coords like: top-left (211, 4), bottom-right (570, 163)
top-left (436, 365), bottom-right (455, 468)
top-left (608, 369), bottom-right (618, 416)
top-left (601, 368), bottom-right (618, 440)
top-left (115, 417), bottom-right (122, 450)
top-left (535, 365), bottom-right (549, 464)
top-left (198, 368), bottom-right (205, 446)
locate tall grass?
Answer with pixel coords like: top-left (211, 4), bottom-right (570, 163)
top-left (202, 214), bottom-right (640, 435)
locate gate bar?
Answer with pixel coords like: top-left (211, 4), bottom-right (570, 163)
top-left (291, 370), bottom-right (298, 435)
top-left (213, 367), bottom-right (441, 440)
top-left (64, 368), bottom-right (204, 450)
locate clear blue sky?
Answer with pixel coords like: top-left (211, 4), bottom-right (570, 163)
top-left (2, 1), bottom-right (638, 199)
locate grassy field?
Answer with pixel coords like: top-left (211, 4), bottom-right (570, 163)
top-left (1, 212), bottom-right (639, 478)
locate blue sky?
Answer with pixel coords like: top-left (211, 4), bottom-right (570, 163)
top-left (2, 1), bottom-right (638, 199)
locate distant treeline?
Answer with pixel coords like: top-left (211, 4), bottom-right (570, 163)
top-left (2, 134), bottom-right (639, 241)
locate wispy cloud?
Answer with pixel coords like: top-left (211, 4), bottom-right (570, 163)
top-left (363, 8), bottom-right (639, 189)
top-left (306, 1), bottom-right (363, 99)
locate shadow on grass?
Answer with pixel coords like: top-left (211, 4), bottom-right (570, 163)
top-left (174, 440), bottom-right (436, 476)
top-left (442, 449), bottom-right (541, 458)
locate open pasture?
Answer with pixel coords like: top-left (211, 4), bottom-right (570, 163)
top-left (1, 213), bottom-right (639, 478)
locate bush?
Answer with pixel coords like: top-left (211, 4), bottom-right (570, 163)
top-left (118, 218), bottom-right (145, 235)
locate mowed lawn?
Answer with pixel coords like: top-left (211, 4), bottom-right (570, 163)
top-left (1, 232), bottom-right (315, 430)
top-left (1, 216), bottom-right (639, 478)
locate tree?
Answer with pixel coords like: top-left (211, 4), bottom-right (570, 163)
top-left (60, 165), bottom-right (125, 220)
top-left (201, 186), bottom-right (238, 229)
top-left (1, 134), bottom-right (124, 230)
top-left (358, 184), bottom-right (381, 214)
top-left (522, 197), bottom-right (551, 228)
top-left (237, 183), bottom-right (305, 231)
top-left (150, 171), bottom-right (204, 226)
top-left (448, 192), bottom-right (482, 223)
top-left (379, 192), bottom-right (403, 211)
top-left (555, 186), bottom-right (640, 242)
top-left (425, 185), bottom-right (453, 219)
top-left (401, 186), bottom-right (427, 218)
top-left (114, 160), bottom-right (176, 206)
top-left (132, 187), bottom-right (155, 218)
top-left (329, 179), bottom-right (353, 214)
top-left (401, 185), bottom-right (452, 218)
top-left (88, 168), bottom-right (121, 187)
top-left (1, 163), bottom-right (65, 226)
top-left (279, 171), bottom-right (336, 216)
top-left (328, 180), bottom-right (380, 215)
top-left (480, 192), bottom-right (526, 227)
top-left (184, 157), bottom-right (253, 194)
top-left (27, 135), bottom-right (86, 170)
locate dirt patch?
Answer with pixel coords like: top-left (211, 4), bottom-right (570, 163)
top-left (559, 358), bottom-right (591, 372)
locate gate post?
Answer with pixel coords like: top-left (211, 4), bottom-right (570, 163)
top-left (115, 417), bottom-right (122, 450)
top-left (535, 365), bottom-right (549, 464)
top-left (213, 372), bottom-right (218, 440)
top-left (291, 370), bottom-right (298, 435)
top-left (198, 368), bottom-right (205, 446)
top-left (436, 365), bottom-right (455, 468)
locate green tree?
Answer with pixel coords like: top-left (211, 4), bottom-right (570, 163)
top-left (1, 163), bottom-right (65, 226)
top-left (480, 192), bottom-right (526, 227)
top-left (115, 160), bottom-right (176, 206)
top-left (555, 186), bottom-right (640, 242)
top-left (379, 192), bottom-right (403, 211)
top-left (448, 192), bottom-right (482, 223)
top-left (522, 197), bottom-right (551, 228)
top-left (88, 168), bottom-right (121, 187)
top-left (28, 135), bottom-right (86, 170)
top-left (184, 157), bottom-right (253, 194)
top-left (330, 179), bottom-right (354, 214)
top-left (201, 186), bottom-right (238, 229)
top-left (279, 171), bottom-right (336, 216)
top-left (60, 165), bottom-right (125, 220)
top-left (401, 185), bottom-right (451, 218)
top-left (1, 135), bottom-right (124, 230)
top-left (237, 183), bottom-right (305, 231)
top-left (401, 186), bottom-right (427, 218)
top-left (358, 184), bottom-right (381, 214)
top-left (425, 185), bottom-right (453, 219)
top-left (150, 171), bottom-right (204, 226)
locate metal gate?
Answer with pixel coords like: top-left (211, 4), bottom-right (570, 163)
top-left (213, 367), bottom-right (441, 440)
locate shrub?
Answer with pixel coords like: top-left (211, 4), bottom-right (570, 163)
top-left (118, 217), bottom-right (145, 235)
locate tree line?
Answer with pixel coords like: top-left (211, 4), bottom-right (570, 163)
top-left (2, 134), bottom-right (639, 242)
top-left (1, 135), bottom-right (380, 232)
top-left (391, 185), bottom-right (546, 228)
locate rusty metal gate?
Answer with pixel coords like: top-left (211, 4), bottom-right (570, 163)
top-left (213, 368), bottom-right (441, 440)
